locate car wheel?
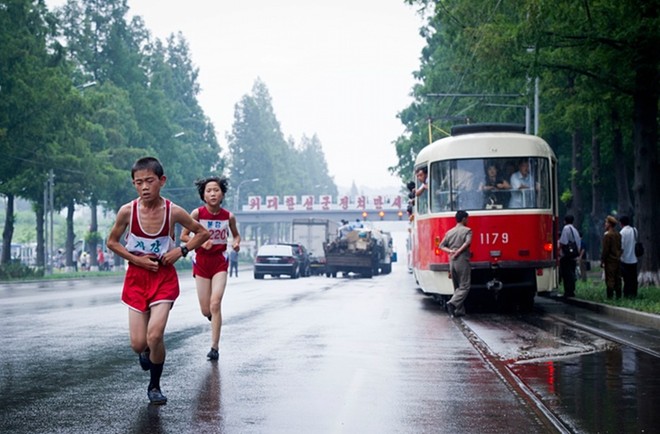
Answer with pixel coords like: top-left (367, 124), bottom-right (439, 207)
top-left (254, 272), bottom-right (264, 279)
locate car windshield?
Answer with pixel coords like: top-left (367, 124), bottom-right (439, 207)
top-left (424, 157), bottom-right (551, 212)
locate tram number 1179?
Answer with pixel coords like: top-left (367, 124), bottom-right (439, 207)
top-left (480, 232), bottom-right (509, 245)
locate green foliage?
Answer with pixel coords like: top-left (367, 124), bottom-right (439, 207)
top-left (84, 230), bottom-right (103, 245)
top-left (0, 260), bottom-right (42, 280)
top-left (1, 0), bottom-right (227, 266)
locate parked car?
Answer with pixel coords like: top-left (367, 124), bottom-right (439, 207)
top-left (254, 244), bottom-right (302, 279)
top-left (280, 242), bottom-right (311, 277)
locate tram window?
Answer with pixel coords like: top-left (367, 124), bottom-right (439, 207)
top-left (430, 161), bottom-right (451, 212)
top-left (508, 158), bottom-right (550, 209)
top-left (429, 157), bottom-right (551, 212)
top-left (415, 166), bottom-right (429, 214)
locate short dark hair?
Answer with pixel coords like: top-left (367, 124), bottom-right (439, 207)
top-left (194, 176), bottom-right (228, 202)
top-left (455, 210), bottom-right (468, 222)
top-left (564, 214), bottom-right (574, 224)
top-left (619, 215), bottom-right (630, 226)
top-left (131, 157), bottom-right (164, 179)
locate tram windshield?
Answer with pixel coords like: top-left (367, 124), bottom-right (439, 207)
top-left (427, 157), bottom-right (551, 212)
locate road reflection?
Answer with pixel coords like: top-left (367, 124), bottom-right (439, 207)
top-left (192, 363), bottom-right (224, 432)
top-left (512, 346), bottom-right (660, 432)
top-left (130, 405), bottom-right (164, 434)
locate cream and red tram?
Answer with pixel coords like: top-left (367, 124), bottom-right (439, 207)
top-left (411, 124), bottom-right (558, 310)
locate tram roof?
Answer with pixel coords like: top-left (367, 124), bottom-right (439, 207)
top-left (416, 128), bottom-right (555, 165)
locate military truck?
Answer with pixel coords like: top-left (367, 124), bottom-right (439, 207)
top-left (323, 224), bottom-right (387, 278)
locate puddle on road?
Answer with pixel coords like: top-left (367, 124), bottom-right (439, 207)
top-left (511, 346), bottom-right (660, 433)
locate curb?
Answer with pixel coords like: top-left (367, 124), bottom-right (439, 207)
top-left (561, 297), bottom-right (660, 329)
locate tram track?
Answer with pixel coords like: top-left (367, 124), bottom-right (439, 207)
top-left (543, 313), bottom-right (660, 359)
top-left (454, 317), bottom-right (572, 434)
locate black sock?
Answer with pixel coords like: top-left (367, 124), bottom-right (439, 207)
top-left (148, 362), bottom-right (164, 391)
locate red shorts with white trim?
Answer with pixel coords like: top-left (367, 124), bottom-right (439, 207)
top-left (193, 251), bottom-right (228, 279)
top-left (122, 262), bottom-right (180, 312)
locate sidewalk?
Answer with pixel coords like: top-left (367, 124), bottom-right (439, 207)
top-left (540, 294), bottom-right (660, 356)
top-left (559, 295), bottom-right (660, 329)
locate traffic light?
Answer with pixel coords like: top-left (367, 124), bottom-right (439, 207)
top-left (362, 211), bottom-right (368, 220)
top-left (398, 211), bottom-right (403, 220)
top-left (379, 211), bottom-right (385, 220)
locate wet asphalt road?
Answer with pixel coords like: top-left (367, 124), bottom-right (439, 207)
top-left (1, 262), bottom-right (551, 434)
top-left (1, 245), bottom-right (659, 433)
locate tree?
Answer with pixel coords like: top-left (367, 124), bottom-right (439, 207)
top-left (227, 79), bottom-right (292, 204)
top-left (227, 80), bottom-right (338, 207)
top-left (147, 34), bottom-right (223, 211)
top-left (57, 0), bottom-right (222, 261)
top-left (0, 0), bottom-right (73, 267)
top-left (297, 134), bottom-right (338, 197)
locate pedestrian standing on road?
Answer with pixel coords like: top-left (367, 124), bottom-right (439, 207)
top-left (229, 249), bottom-right (239, 277)
top-left (97, 248), bottom-right (105, 271)
top-left (106, 157), bottom-right (210, 405)
top-left (439, 210), bottom-right (472, 318)
top-left (180, 176), bottom-right (241, 361)
top-left (558, 215), bottom-right (581, 297)
top-left (619, 216), bottom-right (638, 298)
top-left (600, 215), bottom-right (622, 299)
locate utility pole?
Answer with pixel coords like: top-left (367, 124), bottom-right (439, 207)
top-left (43, 169), bottom-right (54, 274)
top-left (43, 177), bottom-right (48, 273)
top-left (49, 169), bottom-right (54, 274)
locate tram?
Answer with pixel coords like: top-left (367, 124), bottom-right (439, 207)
top-left (410, 123), bottom-right (558, 310)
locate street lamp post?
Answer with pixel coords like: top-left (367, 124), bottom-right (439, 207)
top-left (234, 178), bottom-right (260, 212)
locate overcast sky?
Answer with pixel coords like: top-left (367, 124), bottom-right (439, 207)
top-left (48, 0), bottom-right (426, 192)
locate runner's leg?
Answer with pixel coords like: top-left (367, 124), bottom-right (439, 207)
top-left (209, 272), bottom-right (228, 351)
top-left (195, 276), bottom-right (212, 318)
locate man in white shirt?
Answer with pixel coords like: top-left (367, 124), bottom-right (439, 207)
top-left (558, 214), bottom-right (581, 297)
top-left (619, 215), bottom-right (638, 298)
top-left (509, 159), bottom-right (539, 208)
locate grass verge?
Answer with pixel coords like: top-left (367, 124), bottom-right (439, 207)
top-left (574, 279), bottom-right (660, 315)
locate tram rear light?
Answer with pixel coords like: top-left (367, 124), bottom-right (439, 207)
top-left (536, 268), bottom-right (544, 276)
top-left (543, 243), bottom-right (553, 252)
top-left (434, 236), bottom-right (442, 256)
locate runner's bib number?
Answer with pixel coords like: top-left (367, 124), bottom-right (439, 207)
top-left (200, 219), bottom-right (229, 245)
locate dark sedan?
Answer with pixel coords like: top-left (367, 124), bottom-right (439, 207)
top-left (254, 244), bottom-right (301, 279)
